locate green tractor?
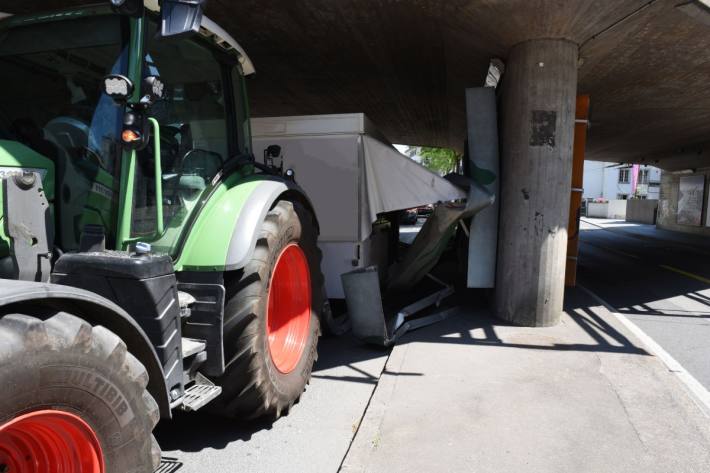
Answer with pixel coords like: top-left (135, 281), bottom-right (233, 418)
top-left (0, 1), bottom-right (327, 471)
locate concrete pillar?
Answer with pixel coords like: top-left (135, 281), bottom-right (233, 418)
top-left (495, 39), bottom-right (578, 327)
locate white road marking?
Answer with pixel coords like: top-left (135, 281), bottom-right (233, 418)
top-left (579, 285), bottom-right (710, 418)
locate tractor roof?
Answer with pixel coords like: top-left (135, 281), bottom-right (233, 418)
top-left (0, 1), bottom-right (255, 75)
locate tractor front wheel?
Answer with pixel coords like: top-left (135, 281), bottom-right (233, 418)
top-left (214, 200), bottom-right (323, 419)
top-left (0, 312), bottom-right (160, 473)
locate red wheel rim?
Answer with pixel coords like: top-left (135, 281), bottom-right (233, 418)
top-left (0, 409), bottom-right (104, 473)
top-left (266, 243), bottom-right (312, 374)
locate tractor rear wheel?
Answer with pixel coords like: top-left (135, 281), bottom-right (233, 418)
top-left (214, 200), bottom-right (322, 419)
top-left (0, 312), bottom-right (160, 473)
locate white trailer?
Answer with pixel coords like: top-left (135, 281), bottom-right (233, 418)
top-left (251, 113), bottom-right (466, 299)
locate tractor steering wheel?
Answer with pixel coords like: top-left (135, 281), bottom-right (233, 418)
top-left (180, 148), bottom-right (223, 180)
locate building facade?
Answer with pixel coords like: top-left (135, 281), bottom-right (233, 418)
top-left (582, 161), bottom-right (661, 202)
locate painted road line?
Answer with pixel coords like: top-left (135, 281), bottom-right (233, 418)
top-left (659, 264), bottom-right (710, 285)
top-left (579, 285), bottom-right (710, 418)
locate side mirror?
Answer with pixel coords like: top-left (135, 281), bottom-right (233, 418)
top-left (161, 0), bottom-right (207, 39)
top-left (264, 144), bottom-right (283, 173)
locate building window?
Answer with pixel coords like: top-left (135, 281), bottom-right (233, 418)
top-left (639, 169), bottom-right (649, 184)
top-left (617, 193), bottom-right (628, 200)
top-left (618, 168), bottom-right (630, 183)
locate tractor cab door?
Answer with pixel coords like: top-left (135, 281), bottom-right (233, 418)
top-left (125, 20), bottom-right (248, 256)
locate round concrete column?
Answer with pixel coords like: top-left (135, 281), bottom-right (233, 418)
top-left (495, 39), bottom-right (578, 327)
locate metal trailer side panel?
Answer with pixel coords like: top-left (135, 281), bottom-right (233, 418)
top-left (252, 132), bottom-right (391, 299)
top-left (252, 134), bottom-right (362, 242)
top-left (318, 230), bottom-right (390, 299)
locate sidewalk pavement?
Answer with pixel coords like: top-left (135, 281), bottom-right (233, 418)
top-left (341, 288), bottom-right (710, 473)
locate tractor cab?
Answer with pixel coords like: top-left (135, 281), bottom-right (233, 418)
top-left (0, 1), bottom-right (255, 275)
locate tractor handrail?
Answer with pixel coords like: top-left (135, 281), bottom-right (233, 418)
top-left (148, 117), bottom-right (164, 237)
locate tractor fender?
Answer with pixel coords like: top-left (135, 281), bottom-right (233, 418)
top-left (175, 175), bottom-right (318, 272)
top-left (225, 177), bottom-right (318, 271)
top-left (0, 279), bottom-right (172, 419)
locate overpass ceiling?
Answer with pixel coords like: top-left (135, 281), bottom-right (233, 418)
top-left (5, 1), bottom-right (710, 166)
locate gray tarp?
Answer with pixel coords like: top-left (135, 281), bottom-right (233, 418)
top-left (360, 136), bottom-right (466, 239)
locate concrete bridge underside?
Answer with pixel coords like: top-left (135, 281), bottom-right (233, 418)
top-left (8, 0), bottom-right (710, 169)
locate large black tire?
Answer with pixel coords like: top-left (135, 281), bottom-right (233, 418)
top-left (213, 200), bottom-right (322, 419)
top-left (0, 312), bottom-right (160, 473)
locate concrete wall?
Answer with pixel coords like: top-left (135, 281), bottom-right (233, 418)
top-left (586, 200), bottom-right (627, 219)
top-left (626, 199), bottom-right (658, 224)
top-left (608, 200), bottom-right (627, 219)
top-left (587, 202), bottom-right (608, 218)
top-left (657, 168), bottom-right (710, 236)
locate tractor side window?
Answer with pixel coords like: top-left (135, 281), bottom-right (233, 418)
top-left (0, 14), bottom-right (127, 252)
top-left (130, 24), bottom-right (230, 255)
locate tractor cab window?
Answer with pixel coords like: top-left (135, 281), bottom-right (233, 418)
top-left (0, 14), bottom-right (128, 252)
top-left (232, 67), bottom-right (252, 155)
top-left (131, 22), bottom-right (231, 254)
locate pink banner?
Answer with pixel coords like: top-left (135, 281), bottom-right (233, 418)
top-left (630, 164), bottom-right (640, 196)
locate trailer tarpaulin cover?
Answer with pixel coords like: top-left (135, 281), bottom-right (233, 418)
top-left (360, 136), bottom-right (466, 239)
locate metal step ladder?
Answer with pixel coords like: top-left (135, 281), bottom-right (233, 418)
top-left (179, 372), bottom-right (222, 412)
top-left (179, 337), bottom-right (220, 411)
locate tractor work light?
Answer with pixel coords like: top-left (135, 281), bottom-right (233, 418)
top-left (103, 75), bottom-right (134, 102)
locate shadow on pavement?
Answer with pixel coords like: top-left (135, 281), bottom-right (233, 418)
top-left (392, 289), bottom-right (648, 356)
top-left (154, 410), bottom-right (276, 452)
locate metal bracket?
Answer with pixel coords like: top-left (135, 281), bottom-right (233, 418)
top-left (3, 172), bottom-right (52, 282)
top-left (343, 266), bottom-right (455, 347)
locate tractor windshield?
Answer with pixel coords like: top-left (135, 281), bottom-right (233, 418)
top-left (0, 13), bottom-right (128, 251)
top-left (129, 19), bottom-right (249, 257)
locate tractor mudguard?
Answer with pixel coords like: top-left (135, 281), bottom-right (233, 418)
top-left (0, 279), bottom-right (172, 419)
top-left (174, 174), bottom-right (318, 272)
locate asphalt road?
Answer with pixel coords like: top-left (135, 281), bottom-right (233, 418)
top-left (577, 218), bottom-right (710, 390)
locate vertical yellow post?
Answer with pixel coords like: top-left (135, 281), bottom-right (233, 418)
top-left (565, 95), bottom-right (590, 287)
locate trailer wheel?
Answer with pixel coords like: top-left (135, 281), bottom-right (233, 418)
top-left (0, 312), bottom-right (160, 473)
top-left (214, 200), bottom-right (322, 419)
